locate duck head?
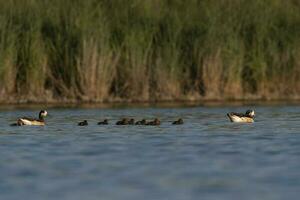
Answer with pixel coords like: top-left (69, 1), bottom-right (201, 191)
top-left (154, 118), bottom-right (160, 124)
top-left (39, 110), bottom-right (48, 119)
top-left (129, 118), bottom-right (135, 124)
top-left (245, 110), bottom-right (255, 118)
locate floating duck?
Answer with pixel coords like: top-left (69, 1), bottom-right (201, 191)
top-left (116, 118), bottom-right (128, 125)
top-left (172, 118), bottom-right (183, 125)
top-left (78, 120), bottom-right (88, 126)
top-left (128, 118), bottom-right (135, 125)
top-left (98, 119), bottom-right (108, 125)
top-left (227, 110), bottom-right (255, 123)
top-left (135, 119), bottom-right (146, 125)
top-left (12, 110), bottom-right (48, 126)
top-left (146, 118), bottom-right (160, 125)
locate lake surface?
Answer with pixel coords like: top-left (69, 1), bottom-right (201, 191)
top-left (0, 105), bottom-right (300, 200)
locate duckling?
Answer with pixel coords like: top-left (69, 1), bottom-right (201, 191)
top-left (135, 119), bottom-right (146, 125)
top-left (98, 119), bottom-right (108, 125)
top-left (172, 118), bottom-right (184, 125)
top-left (227, 109), bottom-right (255, 123)
top-left (12, 110), bottom-right (48, 126)
top-left (78, 120), bottom-right (88, 126)
top-left (128, 118), bottom-right (135, 125)
top-left (146, 118), bottom-right (161, 126)
top-left (116, 118), bottom-right (129, 125)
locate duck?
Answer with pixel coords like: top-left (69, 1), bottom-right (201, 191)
top-left (116, 118), bottom-right (129, 125)
top-left (128, 118), bottom-right (135, 125)
top-left (12, 110), bottom-right (48, 126)
top-left (146, 118), bottom-right (161, 126)
top-left (172, 118), bottom-right (183, 125)
top-left (227, 109), bottom-right (255, 123)
top-left (135, 119), bottom-right (146, 125)
top-left (78, 120), bottom-right (88, 126)
top-left (98, 119), bottom-right (108, 125)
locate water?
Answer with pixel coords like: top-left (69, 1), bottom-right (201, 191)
top-left (0, 105), bottom-right (300, 200)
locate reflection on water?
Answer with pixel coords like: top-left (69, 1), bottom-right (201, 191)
top-left (0, 105), bottom-right (300, 200)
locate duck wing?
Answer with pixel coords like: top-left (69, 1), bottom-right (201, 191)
top-left (22, 117), bottom-right (44, 122)
top-left (229, 112), bottom-right (245, 117)
top-left (21, 117), bottom-right (35, 121)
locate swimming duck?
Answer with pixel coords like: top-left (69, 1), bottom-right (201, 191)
top-left (116, 118), bottom-right (129, 125)
top-left (98, 119), bottom-right (108, 125)
top-left (146, 118), bottom-right (161, 126)
top-left (128, 118), bottom-right (135, 125)
top-left (135, 119), bottom-right (146, 125)
top-left (172, 118), bottom-right (184, 125)
top-left (13, 110), bottom-right (48, 126)
top-left (227, 110), bottom-right (255, 123)
top-left (78, 120), bottom-right (88, 126)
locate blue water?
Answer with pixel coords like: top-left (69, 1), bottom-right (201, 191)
top-left (0, 105), bottom-right (300, 200)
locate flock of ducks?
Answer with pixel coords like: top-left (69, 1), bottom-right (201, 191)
top-left (10, 109), bottom-right (255, 126)
top-left (77, 118), bottom-right (166, 126)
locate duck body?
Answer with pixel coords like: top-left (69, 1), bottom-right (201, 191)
top-left (172, 118), bottom-right (183, 125)
top-left (78, 120), bottom-right (88, 126)
top-left (14, 110), bottom-right (47, 126)
top-left (227, 110), bottom-right (255, 123)
top-left (128, 119), bottom-right (135, 125)
top-left (98, 119), bottom-right (108, 125)
top-left (17, 118), bottom-right (45, 126)
top-left (146, 118), bottom-right (160, 126)
top-left (135, 119), bottom-right (146, 125)
top-left (116, 118), bottom-right (128, 125)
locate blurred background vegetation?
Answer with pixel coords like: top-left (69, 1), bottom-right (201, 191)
top-left (0, 0), bottom-right (299, 103)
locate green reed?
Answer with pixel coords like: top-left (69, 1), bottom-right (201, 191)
top-left (0, 0), bottom-right (299, 102)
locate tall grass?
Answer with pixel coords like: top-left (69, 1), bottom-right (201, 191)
top-left (0, 0), bottom-right (299, 102)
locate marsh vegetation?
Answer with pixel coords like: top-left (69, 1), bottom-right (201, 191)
top-left (0, 0), bottom-right (299, 103)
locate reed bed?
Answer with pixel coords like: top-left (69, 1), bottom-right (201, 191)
top-left (0, 0), bottom-right (299, 103)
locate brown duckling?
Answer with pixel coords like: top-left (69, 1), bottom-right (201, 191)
top-left (146, 118), bottom-right (161, 126)
top-left (227, 109), bottom-right (255, 123)
top-left (128, 118), bottom-right (135, 125)
top-left (135, 119), bottom-right (146, 125)
top-left (172, 118), bottom-right (184, 125)
top-left (78, 120), bottom-right (88, 126)
top-left (98, 119), bottom-right (108, 125)
top-left (12, 110), bottom-right (48, 126)
top-left (116, 118), bottom-right (129, 125)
